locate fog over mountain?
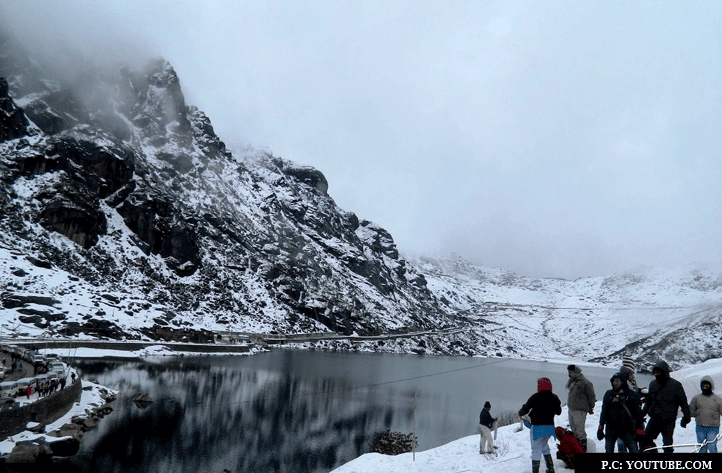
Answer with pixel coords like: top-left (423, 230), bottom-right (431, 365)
top-left (2, 2), bottom-right (722, 279)
top-left (1, 14), bottom-right (722, 370)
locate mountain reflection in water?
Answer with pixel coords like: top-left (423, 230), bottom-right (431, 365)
top-left (53, 350), bottom-right (636, 473)
top-left (61, 351), bottom-right (408, 473)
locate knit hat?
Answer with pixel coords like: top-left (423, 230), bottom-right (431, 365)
top-left (538, 377), bottom-right (553, 392)
top-left (622, 354), bottom-right (635, 371)
top-left (652, 360), bottom-right (671, 375)
top-left (567, 364), bottom-right (582, 375)
top-left (484, 401), bottom-right (491, 409)
top-left (610, 372), bottom-right (628, 388)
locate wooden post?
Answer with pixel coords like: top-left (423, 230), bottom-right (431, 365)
top-left (413, 389), bottom-right (417, 461)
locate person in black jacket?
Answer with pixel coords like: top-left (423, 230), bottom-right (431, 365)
top-left (519, 377), bottom-right (562, 473)
top-left (478, 401), bottom-right (496, 454)
top-left (641, 360), bottom-right (691, 453)
top-left (597, 372), bottom-right (644, 453)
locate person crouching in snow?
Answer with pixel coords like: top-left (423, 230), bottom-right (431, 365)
top-left (519, 377), bottom-right (562, 473)
top-left (478, 401), bottom-right (496, 453)
top-left (689, 375), bottom-right (722, 453)
top-left (555, 426), bottom-right (584, 469)
top-left (598, 372), bottom-right (644, 453)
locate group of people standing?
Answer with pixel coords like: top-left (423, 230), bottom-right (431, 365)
top-left (480, 358), bottom-right (722, 473)
top-left (35, 375), bottom-right (66, 398)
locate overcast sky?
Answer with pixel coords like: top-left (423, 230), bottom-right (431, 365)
top-left (3, 1), bottom-right (722, 279)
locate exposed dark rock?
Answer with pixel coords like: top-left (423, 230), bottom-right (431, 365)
top-left (23, 88), bottom-right (88, 135)
top-left (38, 191), bottom-right (107, 249)
top-left (18, 315), bottom-right (47, 328)
top-left (6, 441), bottom-right (53, 465)
top-left (25, 257), bottom-right (52, 270)
top-left (54, 423), bottom-right (83, 441)
top-left (280, 162), bottom-right (329, 195)
top-left (0, 77), bottom-right (30, 142)
top-left (59, 318), bottom-right (125, 339)
top-left (100, 293), bottom-right (121, 304)
top-left (0, 37), bottom-right (455, 344)
top-left (44, 136), bottom-right (136, 197)
top-left (47, 436), bottom-right (80, 457)
top-left (133, 391), bottom-right (154, 409)
top-left (2, 294), bottom-right (60, 307)
top-left (17, 308), bottom-right (66, 322)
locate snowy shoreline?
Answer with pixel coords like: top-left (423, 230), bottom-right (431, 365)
top-left (0, 378), bottom-right (117, 460)
top-left (330, 358), bottom-right (722, 473)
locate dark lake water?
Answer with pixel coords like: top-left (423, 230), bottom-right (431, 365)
top-left (54, 350), bottom-right (651, 473)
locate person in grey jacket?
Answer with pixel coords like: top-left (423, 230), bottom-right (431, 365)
top-left (689, 375), bottom-right (722, 453)
top-left (566, 364), bottom-right (596, 451)
top-left (641, 360), bottom-right (691, 453)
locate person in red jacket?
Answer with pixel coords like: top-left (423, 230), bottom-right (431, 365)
top-left (519, 377), bottom-right (562, 473)
top-left (555, 426), bottom-right (584, 469)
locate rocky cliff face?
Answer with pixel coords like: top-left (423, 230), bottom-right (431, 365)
top-left (0, 34), bottom-right (453, 342)
top-left (2, 32), bottom-right (721, 369)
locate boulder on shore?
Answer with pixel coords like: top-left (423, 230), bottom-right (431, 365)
top-left (5, 442), bottom-right (52, 465)
top-left (133, 391), bottom-right (154, 408)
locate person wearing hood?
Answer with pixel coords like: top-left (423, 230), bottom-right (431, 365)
top-left (641, 360), bottom-right (691, 453)
top-left (519, 377), bottom-right (562, 473)
top-left (566, 364), bottom-right (596, 451)
top-left (555, 426), bottom-right (584, 469)
top-left (478, 401), bottom-right (497, 454)
top-left (689, 375), bottom-right (722, 453)
top-left (597, 372), bottom-right (644, 453)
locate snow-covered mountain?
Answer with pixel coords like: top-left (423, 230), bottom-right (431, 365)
top-left (408, 254), bottom-right (722, 369)
top-left (0, 32), bottom-right (452, 341)
top-left (1, 30), bottom-right (721, 370)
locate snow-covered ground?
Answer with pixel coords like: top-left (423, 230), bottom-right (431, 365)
top-left (330, 358), bottom-right (722, 473)
top-left (0, 370), bottom-right (116, 455)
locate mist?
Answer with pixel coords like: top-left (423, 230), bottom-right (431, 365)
top-left (2, 1), bottom-right (721, 279)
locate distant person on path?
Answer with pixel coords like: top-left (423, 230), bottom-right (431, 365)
top-left (689, 375), bottom-right (722, 453)
top-left (566, 364), bottom-right (596, 451)
top-left (641, 360), bottom-right (691, 453)
top-left (598, 372), bottom-right (644, 453)
top-left (555, 426), bottom-right (584, 469)
top-left (519, 377), bottom-right (562, 473)
top-left (478, 401), bottom-right (496, 454)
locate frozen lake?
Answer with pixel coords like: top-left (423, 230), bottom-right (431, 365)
top-left (58, 349), bottom-right (652, 473)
